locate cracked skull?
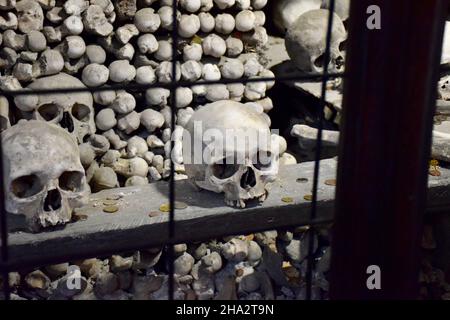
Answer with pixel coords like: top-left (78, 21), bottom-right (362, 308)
top-left (285, 9), bottom-right (347, 74)
top-left (183, 100), bottom-right (279, 208)
top-left (2, 120), bottom-right (90, 232)
top-left (14, 73), bottom-right (95, 143)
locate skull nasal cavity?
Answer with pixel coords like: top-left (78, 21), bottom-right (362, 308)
top-left (43, 189), bottom-right (62, 212)
top-left (336, 56), bottom-right (344, 69)
top-left (61, 112), bottom-right (74, 133)
top-left (240, 167), bottom-right (257, 189)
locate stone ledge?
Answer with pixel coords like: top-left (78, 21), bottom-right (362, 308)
top-left (5, 158), bottom-right (450, 270)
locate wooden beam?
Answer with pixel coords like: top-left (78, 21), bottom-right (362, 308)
top-left (6, 160), bottom-right (337, 270)
top-left (331, 0), bottom-right (448, 299)
top-left (4, 159), bottom-right (450, 271)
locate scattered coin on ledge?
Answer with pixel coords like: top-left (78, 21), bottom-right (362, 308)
top-left (103, 205), bottom-right (119, 213)
top-left (281, 197), bottom-right (294, 203)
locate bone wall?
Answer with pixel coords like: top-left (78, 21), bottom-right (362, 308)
top-left (0, 0), bottom-right (276, 189)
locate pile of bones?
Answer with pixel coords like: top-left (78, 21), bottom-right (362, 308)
top-left (1, 0), bottom-right (447, 300)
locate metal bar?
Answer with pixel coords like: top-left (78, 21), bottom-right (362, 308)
top-left (1, 157), bottom-right (450, 273)
top-left (0, 98), bottom-right (10, 300)
top-left (331, 0), bottom-right (447, 299)
top-left (0, 73), bottom-right (346, 97)
top-left (3, 159), bottom-right (340, 272)
top-left (167, 0), bottom-right (179, 301)
top-left (306, 0), bottom-right (336, 300)
top-left (1, 217), bottom-right (336, 272)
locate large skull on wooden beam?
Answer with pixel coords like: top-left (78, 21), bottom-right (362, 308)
top-left (2, 120), bottom-right (89, 232)
top-left (183, 100), bottom-right (279, 208)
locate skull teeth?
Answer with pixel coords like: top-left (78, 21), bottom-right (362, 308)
top-left (224, 199), bottom-right (246, 208)
top-left (225, 193), bottom-right (269, 208)
top-left (258, 192), bottom-right (268, 202)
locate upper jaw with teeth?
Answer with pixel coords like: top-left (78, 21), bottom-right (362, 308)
top-left (225, 192), bottom-right (268, 208)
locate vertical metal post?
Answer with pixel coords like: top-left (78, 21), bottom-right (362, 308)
top-left (0, 121), bottom-right (10, 300)
top-left (168, 0), bottom-right (178, 301)
top-left (306, 0), bottom-right (336, 300)
top-left (331, 0), bottom-right (447, 299)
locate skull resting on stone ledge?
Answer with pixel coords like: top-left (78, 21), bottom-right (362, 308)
top-left (2, 120), bottom-right (90, 232)
top-left (182, 100), bottom-right (279, 208)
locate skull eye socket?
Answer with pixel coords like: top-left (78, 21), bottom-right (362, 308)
top-left (11, 174), bottom-right (43, 198)
top-left (254, 152), bottom-right (274, 171)
top-left (212, 163), bottom-right (240, 179)
top-left (59, 171), bottom-right (84, 192)
top-left (314, 54), bottom-right (325, 70)
top-left (339, 40), bottom-right (347, 52)
top-left (71, 104), bottom-right (91, 122)
top-left (38, 104), bottom-right (60, 121)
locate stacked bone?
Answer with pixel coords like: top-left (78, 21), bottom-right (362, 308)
top-left (0, 229), bottom-right (332, 300)
top-left (0, 0), bottom-right (275, 189)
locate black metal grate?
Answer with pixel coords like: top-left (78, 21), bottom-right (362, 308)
top-left (0, 0), bottom-right (343, 300)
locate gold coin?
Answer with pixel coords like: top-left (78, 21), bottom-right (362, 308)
top-left (281, 197), bottom-right (294, 203)
top-left (149, 211), bottom-right (163, 217)
top-left (159, 203), bottom-right (170, 212)
top-left (106, 195), bottom-right (121, 201)
top-left (304, 195), bottom-right (313, 201)
top-left (430, 159), bottom-right (439, 167)
top-left (159, 202), bottom-right (188, 212)
top-left (103, 199), bottom-right (118, 206)
top-left (103, 205), bottom-right (119, 213)
top-left (324, 179), bottom-right (337, 186)
top-left (174, 201), bottom-right (188, 209)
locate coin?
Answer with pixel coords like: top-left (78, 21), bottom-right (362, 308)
top-left (103, 199), bottom-right (118, 206)
top-left (303, 195), bottom-right (313, 201)
top-left (159, 204), bottom-right (170, 212)
top-left (149, 211), bottom-right (162, 217)
top-left (281, 197), bottom-right (294, 203)
top-left (103, 205), bottom-right (119, 213)
top-left (324, 179), bottom-right (337, 186)
top-left (174, 201), bottom-right (188, 209)
top-left (106, 195), bottom-right (121, 201)
top-left (159, 201), bottom-right (188, 212)
top-left (296, 178), bottom-right (308, 183)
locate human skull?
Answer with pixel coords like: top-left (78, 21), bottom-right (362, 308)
top-left (321, 0), bottom-right (350, 21)
top-left (14, 73), bottom-right (95, 143)
top-left (183, 100), bottom-right (279, 208)
top-left (273, 0), bottom-right (322, 33)
top-left (285, 9), bottom-right (347, 74)
top-left (2, 120), bottom-right (90, 232)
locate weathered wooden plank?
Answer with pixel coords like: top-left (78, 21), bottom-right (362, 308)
top-left (4, 158), bottom-right (450, 270)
